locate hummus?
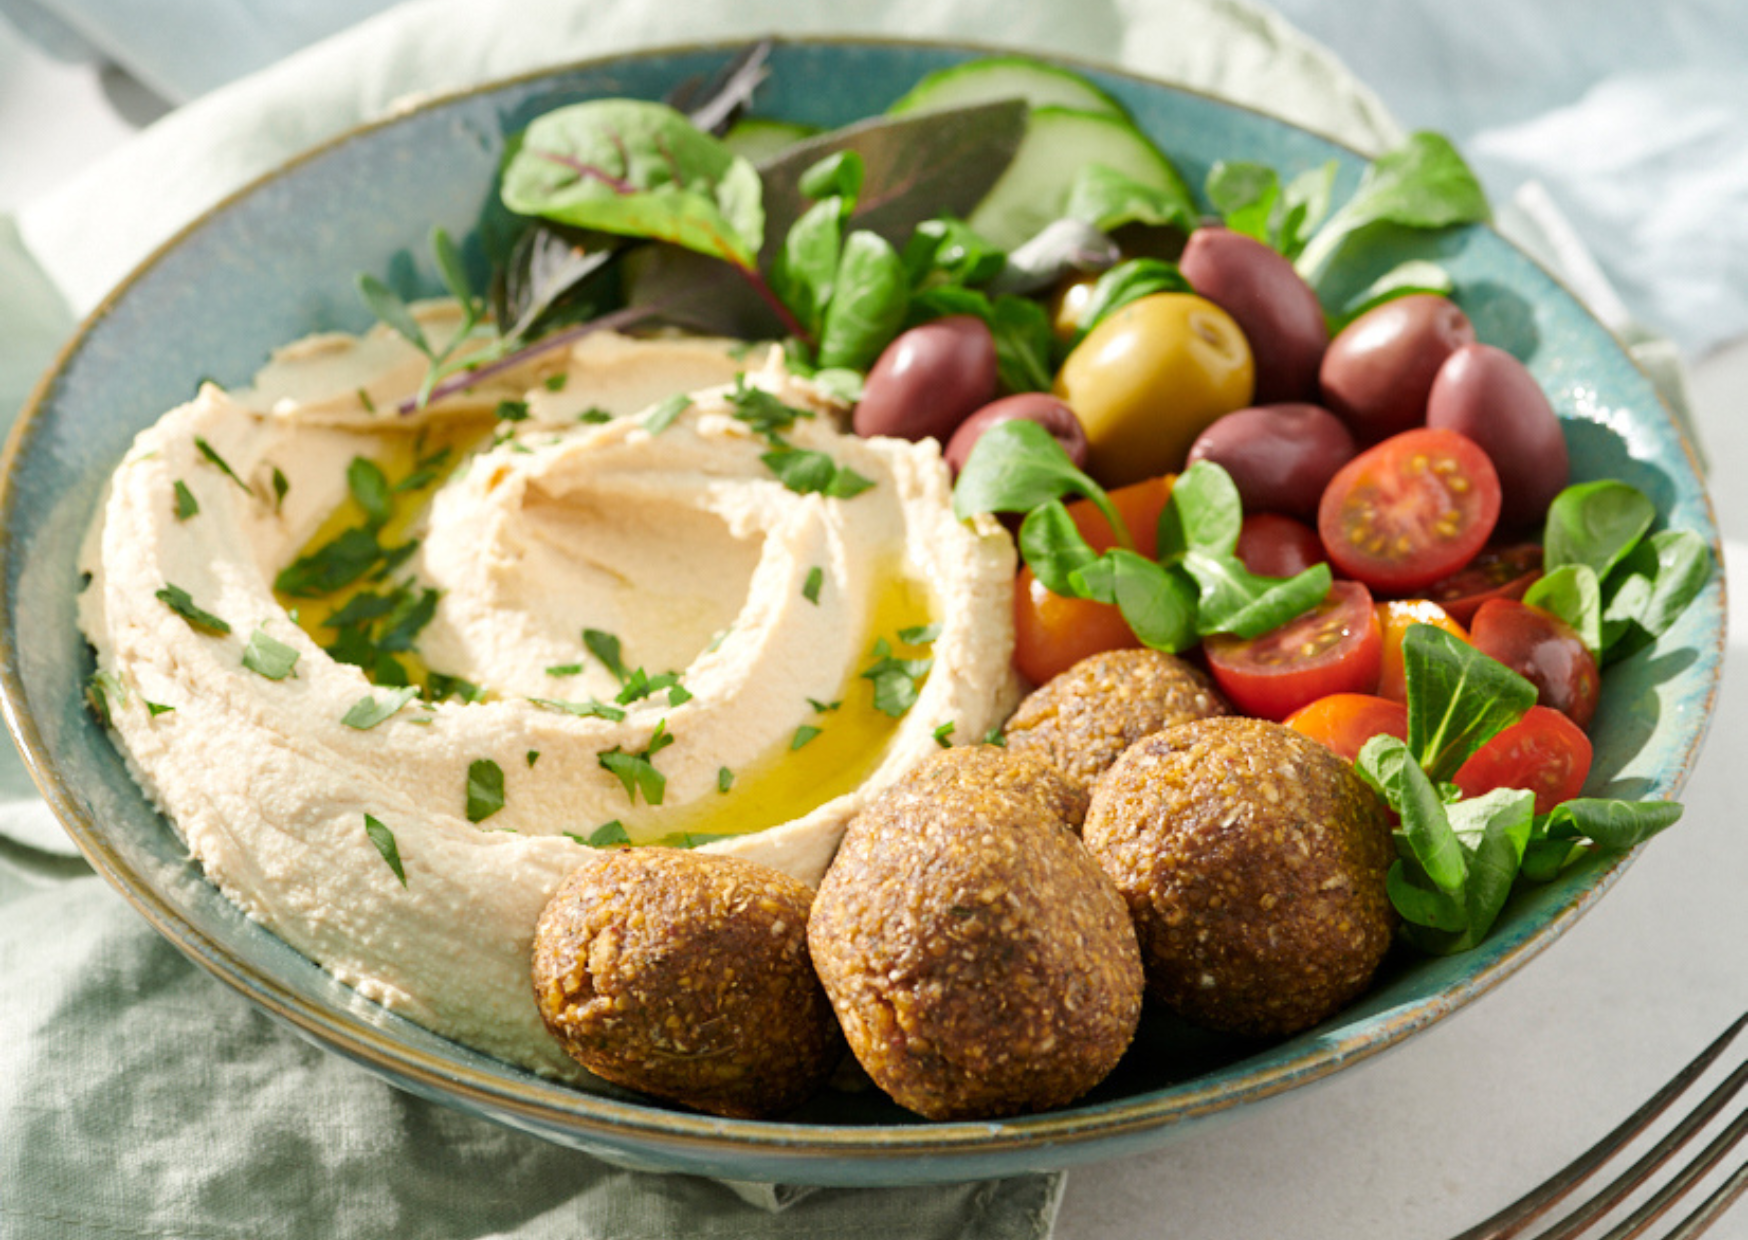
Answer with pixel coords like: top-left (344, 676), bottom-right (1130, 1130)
top-left (77, 307), bottom-right (1019, 1079)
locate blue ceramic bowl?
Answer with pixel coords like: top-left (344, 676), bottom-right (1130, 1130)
top-left (0, 38), bottom-right (1725, 1185)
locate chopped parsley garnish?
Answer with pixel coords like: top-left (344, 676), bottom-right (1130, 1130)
top-left (859, 637), bottom-right (932, 718)
top-left (760, 446), bottom-right (874, 499)
top-left (597, 719), bottom-right (674, 806)
top-left (803, 565), bottom-right (824, 604)
top-left (173, 480), bottom-right (199, 520)
top-left (425, 672), bottom-right (483, 704)
top-left (530, 697), bottom-right (626, 722)
top-left (363, 813), bottom-right (407, 886)
top-left (526, 749), bottom-right (540, 767)
top-left (791, 724), bottom-right (822, 750)
top-left (145, 700), bottom-right (175, 717)
top-left (347, 457), bottom-right (393, 528)
top-left (932, 721), bottom-right (956, 748)
top-left (583, 629), bottom-right (629, 683)
top-left (85, 669), bottom-right (126, 725)
top-left (678, 831), bottom-right (731, 849)
top-left (615, 667), bottom-right (691, 707)
top-left (156, 583), bottom-right (230, 635)
top-left (544, 373), bottom-right (569, 392)
top-left (580, 819), bottom-right (630, 847)
top-left (341, 685), bottom-right (419, 729)
top-left (242, 628), bottom-right (301, 680)
top-left (808, 697), bottom-right (841, 714)
top-left (726, 375), bottom-right (812, 442)
top-left (395, 445), bottom-right (452, 493)
top-left (466, 758), bottom-right (506, 823)
top-left (194, 436), bottom-right (252, 495)
top-left (496, 398), bottom-right (531, 422)
top-left (983, 725), bottom-right (1007, 748)
top-left (357, 387), bottom-right (376, 413)
top-left (642, 393), bottom-right (691, 434)
top-left (275, 526), bottom-right (394, 597)
top-left (544, 662), bottom-right (583, 677)
top-left (271, 467), bottom-right (289, 512)
top-left (899, 623), bottom-right (942, 646)
top-left (578, 407), bottom-right (614, 424)
top-left (717, 766), bottom-right (734, 793)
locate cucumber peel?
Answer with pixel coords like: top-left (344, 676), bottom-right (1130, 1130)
top-left (886, 54), bottom-right (1128, 118)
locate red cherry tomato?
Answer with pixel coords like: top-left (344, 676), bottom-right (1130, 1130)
top-left (1235, 512), bottom-right (1327, 578)
top-left (1420, 542), bottom-right (1543, 626)
top-left (1453, 705), bottom-right (1593, 814)
top-left (1317, 427), bottom-right (1502, 594)
top-left (1284, 693), bottom-right (1408, 763)
top-left (1468, 598), bottom-right (1601, 730)
top-left (1204, 580), bottom-right (1383, 721)
top-left (1375, 599), bottom-right (1468, 703)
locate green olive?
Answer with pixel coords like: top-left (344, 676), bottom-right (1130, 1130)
top-left (1053, 292), bottom-right (1255, 486)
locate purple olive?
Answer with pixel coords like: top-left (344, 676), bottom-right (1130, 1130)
top-left (853, 315), bottom-right (999, 442)
top-left (1185, 402), bottom-right (1357, 520)
top-left (1426, 343), bottom-right (1568, 530)
top-left (944, 393), bottom-right (1089, 477)
top-left (1319, 294), bottom-right (1475, 443)
top-left (1178, 226), bottom-right (1328, 405)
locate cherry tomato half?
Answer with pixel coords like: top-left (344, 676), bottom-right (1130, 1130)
top-left (1375, 598), bottom-right (1468, 703)
top-left (1468, 598), bottom-right (1601, 731)
top-left (1204, 580), bottom-right (1383, 721)
top-left (1420, 541), bottom-right (1543, 626)
top-left (1011, 475), bottom-right (1175, 685)
top-left (1235, 512), bottom-right (1327, 579)
top-left (1453, 705), bottom-right (1593, 814)
top-left (1285, 693), bottom-right (1408, 763)
top-left (1317, 427), bottom-right (1502, 594)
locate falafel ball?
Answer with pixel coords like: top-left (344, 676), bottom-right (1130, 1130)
top-left (1003, 648), bottom-right (1230, 806)
top-left (531, 847), bottom-right (841, 1119)
top-left (809, 746), bottom-right (1143, 1120)
top-left (1083, 716), bottom-right (1395, 1038)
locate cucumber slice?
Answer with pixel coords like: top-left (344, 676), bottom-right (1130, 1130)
top-left (968, 107), bottom-right (1193, 251)
top-left (723, 116), bottom-right (821, 163)
top-left (887, 55), bottom-right (1127, 119)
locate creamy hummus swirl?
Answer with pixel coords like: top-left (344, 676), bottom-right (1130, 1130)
top-left (78, 316), bottom-right (1019, 1077)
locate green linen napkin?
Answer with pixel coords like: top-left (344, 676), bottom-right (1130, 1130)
top-left (0, 2), bottom-right (1403, 1237)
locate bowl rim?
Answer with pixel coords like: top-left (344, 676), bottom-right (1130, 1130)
top-left (0, 32), bottom-right (1726, 1174)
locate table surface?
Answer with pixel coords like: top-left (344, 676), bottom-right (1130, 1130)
top-left (4, 20), bottom-right (1745, 1240)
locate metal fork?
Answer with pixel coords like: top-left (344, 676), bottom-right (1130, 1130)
top-left (1453, 1010), bottom-right (1748, 1240)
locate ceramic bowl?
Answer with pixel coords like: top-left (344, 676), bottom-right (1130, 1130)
top-left (0, 38), bottom-right (1724, 1186)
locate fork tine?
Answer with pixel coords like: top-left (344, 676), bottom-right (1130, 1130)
top-left (1595, 1108), bottom-right (1748, 1240)
top-left (1538, 1049), bottom-right (1748, 1231)
top-left (1660, 1153), bottom-right (1748, 1240)
top-left (1452, 1011), bottom-right (1748, 1240)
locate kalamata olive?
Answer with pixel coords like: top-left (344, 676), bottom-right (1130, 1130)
top-left (1054, 292), bottom-right (1254, 487)
top-left (1425, 342), bottom-right (1568, 530)
top-left (1179, 227), bottom-right (1328, 404)
top-left (853, 315), bottom-right (999, 442)
top-left (1185, 402), bottom-right (1357, 520)
top-left (945, 393), bottom-right (1090, 476)
top-left (1319, 294), bottom-right (1475, 443)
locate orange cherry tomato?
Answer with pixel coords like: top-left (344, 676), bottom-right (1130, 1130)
top-left (1203, 580), bottom-right (1383, 721)
top-left (1453, 705), bottom-right (1593, 814)
top-left (1284, 693), bottom-right (1408, 763)
top-left (1011, 475), bottom-right (1175, 685)
top-left (1317, 427), bottom-right (1502, 593)
top-left (1375, 599), bottom-right (1469, 703)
